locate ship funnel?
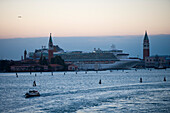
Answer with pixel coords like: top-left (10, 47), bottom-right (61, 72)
top-left (111, 44), bottom-right (116, 50)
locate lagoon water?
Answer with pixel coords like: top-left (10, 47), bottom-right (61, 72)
top-left (0, 69), bottom-right (170, 113)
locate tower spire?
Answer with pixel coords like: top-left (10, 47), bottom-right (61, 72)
top-left (144, 30), bottom-right (149, 41)
top-left (48, 33), bottom-right (53, 49)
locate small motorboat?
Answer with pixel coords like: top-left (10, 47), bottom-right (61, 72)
top-left (25, 90), bottom-right (40, 98)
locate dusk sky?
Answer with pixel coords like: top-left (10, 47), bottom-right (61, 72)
top-left (0, 0), bottom-right (170, 38)
top-left (0, 0), bottom-right (170, 60)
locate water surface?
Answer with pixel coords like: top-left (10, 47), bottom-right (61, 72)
top-left (0, 69), bottom-right (170, 113)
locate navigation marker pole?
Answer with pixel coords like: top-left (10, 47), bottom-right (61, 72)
top-left (164, 77), bottom-right (166, 82)
top-left (140, 78), bottom-right (142, 83)
top-left (99, 79), bottom-right (101, 84)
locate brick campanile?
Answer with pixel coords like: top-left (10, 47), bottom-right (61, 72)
top-left (143, 31), bottom-right (150, 60)
top-left (48, 33), bottom-right (53, 63)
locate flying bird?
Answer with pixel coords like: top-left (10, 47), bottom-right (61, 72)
top-left (18, 16), bottom-right (22, 18)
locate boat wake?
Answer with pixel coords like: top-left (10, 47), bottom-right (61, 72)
top-left (35, 82), bottom-right (170, 112)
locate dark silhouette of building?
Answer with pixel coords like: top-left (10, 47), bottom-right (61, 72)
top-left (24, 49), bottom-right (27, 60)
top-left (143, 31), bottom-right (150, 60)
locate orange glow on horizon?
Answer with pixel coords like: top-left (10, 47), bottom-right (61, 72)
top-left (0, 0), bottom-right (170, 39)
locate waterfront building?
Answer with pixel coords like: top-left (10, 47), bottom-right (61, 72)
top-left (49, 64), bottom-right (64, 71)
top-left (145, 55), bottom-right (170, 68)
top-left (10, 64), bottom-right (48, 72)
top-left (68, 64), bottom-right (78, 71)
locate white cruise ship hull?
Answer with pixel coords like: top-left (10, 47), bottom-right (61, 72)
top-left (75, 59), bottom-right (140, 70)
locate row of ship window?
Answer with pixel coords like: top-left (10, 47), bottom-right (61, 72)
top-left (146, 59), bottom-right (164, 62)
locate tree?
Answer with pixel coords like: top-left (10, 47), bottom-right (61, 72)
top-left (39, 56), bottom-right (48, 65)
top-left (51, 55), bottom-right (67, 70)
top-left (51, 55), bottom-right (65, 65)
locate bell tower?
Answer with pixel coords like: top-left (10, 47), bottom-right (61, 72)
top-left (48, 33), bottom-right (53, 63)
top-left (143, 31), bottom-right (150, 60)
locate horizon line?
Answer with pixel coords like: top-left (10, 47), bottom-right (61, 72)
top-left (1, 33), bottom-right (170, 39)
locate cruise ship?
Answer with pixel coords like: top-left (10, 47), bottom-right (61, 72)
top-left (56, 48), bottom-right (140, 70)
top-left (28, 34), bottom-right (140, 70)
